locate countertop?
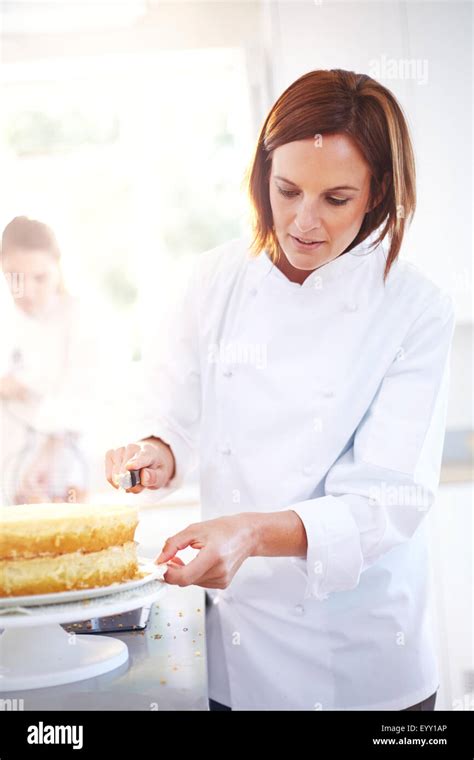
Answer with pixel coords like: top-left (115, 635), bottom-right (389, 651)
top-left (0, 500), bottom-right (210, 711)
top-left (1, 470), bottom-right (471, 711)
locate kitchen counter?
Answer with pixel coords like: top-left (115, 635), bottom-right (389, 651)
top-left (0, 585), bottom-right (208, 711)
top-left (0, 498), bottom-right (210, 711)
top-left (3, 465), bottom-right (471, 711)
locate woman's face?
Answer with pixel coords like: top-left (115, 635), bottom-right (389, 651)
top-left (2, 249), bottom-right (61, 316)
top-left (269, 134), bottom-right (374, 278)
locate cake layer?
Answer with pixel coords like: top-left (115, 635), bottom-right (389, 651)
top-left (0, 503), bottom-right (138, 560)
top-left (0, 541), bottom-right (139, 597)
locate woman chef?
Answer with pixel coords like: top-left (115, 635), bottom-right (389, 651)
top-left (105, 70), bottom-right (455, 711)
top-left (0, 216), bottom-right (103, 504)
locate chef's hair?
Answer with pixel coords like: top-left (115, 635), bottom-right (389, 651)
top-left (246, 69), bottom-right (416, 284)
top-left (1, 216), bottom-right (67, 294)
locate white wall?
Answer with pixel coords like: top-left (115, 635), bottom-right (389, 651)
top-left (262, 0), bottom-right (472, 323)
top-left (446, 324), bottom-right (473, 430)
top-left (429, 482), bottom-right (473, 710)
top-left (262, 0), bottom-right (473, 430)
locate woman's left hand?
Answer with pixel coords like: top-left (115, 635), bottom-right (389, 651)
top-left (154, 514), bottom-right (255, 589)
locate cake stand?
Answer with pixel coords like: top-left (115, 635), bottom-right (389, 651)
top-left (0, 578), bottom-right (167, 691)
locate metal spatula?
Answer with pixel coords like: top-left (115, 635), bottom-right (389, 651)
top-left (114, 470), bottom-right (141, 489)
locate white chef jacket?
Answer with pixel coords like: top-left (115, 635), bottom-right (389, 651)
top-left (132, 232), bottom-right (455, 710)
top-left (0, 292), bottom-right (108, 503)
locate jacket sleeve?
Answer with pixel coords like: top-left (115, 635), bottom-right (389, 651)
top-left (125, 255), bottom-right (202, 492)
top-left (289, 290), bottom-right (456, 600)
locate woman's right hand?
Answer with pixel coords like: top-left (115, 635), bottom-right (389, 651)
top-left (0, 373), bottom-right (34, 402)
top-left (105, 437), bottom-right (176, 493)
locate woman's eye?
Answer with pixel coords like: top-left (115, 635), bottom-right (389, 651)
top-left (328, 197), bottom-right (350, 206)
top-left (277, 187), bottom-right (300, 198)
top-left (277, 187), bottom-right (350, 206)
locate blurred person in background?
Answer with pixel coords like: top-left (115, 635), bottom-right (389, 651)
top-left (0, 216), bottom-right (104, 504)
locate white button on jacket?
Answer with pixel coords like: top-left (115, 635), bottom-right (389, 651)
top-left (132, 233), bottom-right (455, 710)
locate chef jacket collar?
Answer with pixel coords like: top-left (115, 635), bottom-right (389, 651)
top-left (249, 235), bottom-right (382, 291)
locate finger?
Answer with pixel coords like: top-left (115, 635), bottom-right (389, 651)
top-left (127, 483), bottom-right (144, 494)
top-left (165, 557), bottom-right (185, 566)
top-left (109, 447), bottom-right (125, 488)
top-left (162, 548), bottom-right (215, 587)
top-left (125, 442), bottom-right (156, 472)
top-left (139, 467), bottom-right (168, 489)
top-left (110, 447), bottom-right (144, 494)
top-left (154, 527), bottom-right (199, 564)
top-left (123, 442), bottom-right (143, 468)
top-left (105, 447), bottom-right (144, 494)
top-left (106, 449), bottom-right (129, 490)
top-left (123, 455), bottom-right (158, 493)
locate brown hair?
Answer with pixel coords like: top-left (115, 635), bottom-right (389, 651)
top-left (1, 216), bottom-right (66, 294)
top-left (246, 69), bottom-right (416, 283)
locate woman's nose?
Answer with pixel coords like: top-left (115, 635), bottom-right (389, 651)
top-left (294, 202), bottom-right (323, 234)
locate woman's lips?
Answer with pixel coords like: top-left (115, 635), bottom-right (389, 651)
top-left (290, 234), bottom-right (326, 252)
